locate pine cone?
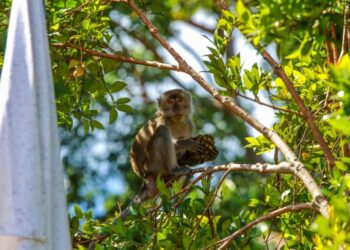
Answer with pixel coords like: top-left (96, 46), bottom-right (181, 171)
top-left (178, 134), bottom-right (218, 167)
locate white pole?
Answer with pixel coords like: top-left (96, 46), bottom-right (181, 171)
top-left (0, 0), bottom-right (71, 249)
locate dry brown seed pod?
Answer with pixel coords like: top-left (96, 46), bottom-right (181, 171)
top-left (178, 134), bottom-right (218, 167)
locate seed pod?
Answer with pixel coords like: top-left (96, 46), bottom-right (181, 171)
top-left (178, 134), bottom-right (218, 167)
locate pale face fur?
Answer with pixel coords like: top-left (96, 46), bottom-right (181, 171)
top-left (158, 89), bottom-right (192, 123)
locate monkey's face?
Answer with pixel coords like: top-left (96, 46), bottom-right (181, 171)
top-left (158, 89), bottom-right (192, 122)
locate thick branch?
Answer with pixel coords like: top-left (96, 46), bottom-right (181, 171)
top-left (174, 161), bottom-right (327, 218)
top-left (50, 42), bottom-right (181, 71)
top-left (260, 50), bottom-right (336, 167)
top-left (173, 162), bottom-right (292, 176)
top-left (214, 203), bottom-right (317, 249)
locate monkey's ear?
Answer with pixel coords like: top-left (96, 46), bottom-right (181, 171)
top-left (157, 97), bottom-right (161, 107)
top-left (185, 91), bottom-right (192, 101)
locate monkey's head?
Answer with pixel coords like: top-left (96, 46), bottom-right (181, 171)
top-left (158, 89), bottom-right (192, 122)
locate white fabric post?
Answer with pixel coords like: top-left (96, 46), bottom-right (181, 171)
top-left (0, 0), bottom-right (71, 249)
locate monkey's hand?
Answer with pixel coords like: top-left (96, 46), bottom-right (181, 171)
top-left (177, 134), bottom-right (218, 167)
top-left (175, 138), bottom-right (204, 153)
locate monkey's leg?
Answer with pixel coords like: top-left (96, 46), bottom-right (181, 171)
top-left (143, 125), bottom-right (178, 197)
top-left (114, 126), bottom-right (179, 225)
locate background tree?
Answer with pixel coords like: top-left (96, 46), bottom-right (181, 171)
top-left (1, 0), bottom-right (349, 249)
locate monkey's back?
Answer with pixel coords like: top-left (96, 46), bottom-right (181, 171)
top-left (130, 112), bottom-right (164, 177)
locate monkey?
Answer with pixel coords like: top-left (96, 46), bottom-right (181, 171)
top-left (130, 88), bottom-right (202, 197)
top-left (113, 89), bottom-right (202, 221)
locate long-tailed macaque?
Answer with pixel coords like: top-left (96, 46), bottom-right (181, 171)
top-left (130, 89), bottom-right (202, 199)
top-left (115, 89), bottom-right (201, 221)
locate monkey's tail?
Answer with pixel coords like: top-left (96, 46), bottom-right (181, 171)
top-left (112, 183), bottom-right (150, 223)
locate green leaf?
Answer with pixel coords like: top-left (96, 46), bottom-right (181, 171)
top-left (70, 216), bottom-right (79, 230)
top-left (236, 0), bottom-right (253, 25)
top-left (183, 234), bottom-right (191, 249)
top-left (113, 219), bottom-right (126, 236)
top-left (245, 136), bottom-right (259, 146)
top-left (103, 71), bottom-right (118, 85)
top-left (243, 73), bottom-right (253, 89)
top-left (201, 178), bottom-right (211, 195)
top-left (197, 215), bottom-right (209, 228)
top-left (117, 104), bottom-right (133, 113)
top-left (110, 81), bottom-right (126, 93)
top-left (109, 108), bottom-right (118, 124)
top-left (74, 205), bottom-right (83, 218)
top-left (116, 97), bottom-right (131, 104)
top-left (214, 74), bottom-right (227, 88)
top-left (84, 209), bottom-right (93, 220)
top-left (172, 176), bottom-right (186, 194)
top-left (83, 119), bottom-right (89, 134)
top-left (313, 216), bottom-right (332, 237)
top-left (90, 119), bottom-right (104, 129)
top-left (157, 176), bottom-right (171, 198)
top-left (328, 118), bottom-right (350, 135)
top-left (227, 56), bottom-right (241, 75)
top-left (248, 198), bottom-right (261, 207)
top-left (130, 204), bottom-right (140, 216)
top-left (222, 10), bottom-right (235, 23)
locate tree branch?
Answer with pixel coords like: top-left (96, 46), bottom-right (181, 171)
top-left (211, 203), bottom-right (317, 250)
top-left (173, 161), bottom-right (328, 218)
top-left (50, 42), bottom-right (181, 71)
top-left (112, 20), bottom-right (163, 61)
top-left (339, 3), bottom-right (350, 60)
top-left (173, 161), bottom-right (292, 176)
top-left (190, 170), bottom-right (231, 241)
top-left (260, 50), bottom-right (336, 167)
top-left (237, 93), bottom-right (303, 117)
top-left (183, 19), bottom-right (215, 33)
top-left (330, 23), bottom-right (339, 62)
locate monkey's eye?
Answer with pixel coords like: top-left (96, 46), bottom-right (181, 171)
top-left (167, 99), bottom-right (175, 104)
top-left (176, 97), bottom-right (183, 102)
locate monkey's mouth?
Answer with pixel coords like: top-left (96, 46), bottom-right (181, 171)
top-left (173, 114), bottom-right (183, 120)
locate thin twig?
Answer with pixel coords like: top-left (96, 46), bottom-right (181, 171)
top-left (205, 203), bottom-right (317, 250)
top-left (190, 170), bottom-right (231, 243)
top-left (112, 20), bottom-right (163, 61)
top-left (51, 42), bottom-right (181, 71)
top-left (184, 19), bottom-right (215, 33)
top-left (329, 23), bottom-right (339, 63)
top-left (237, 93), bottom-right (303, 117)
top-left (339, 3), bottom-right (350, 60)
